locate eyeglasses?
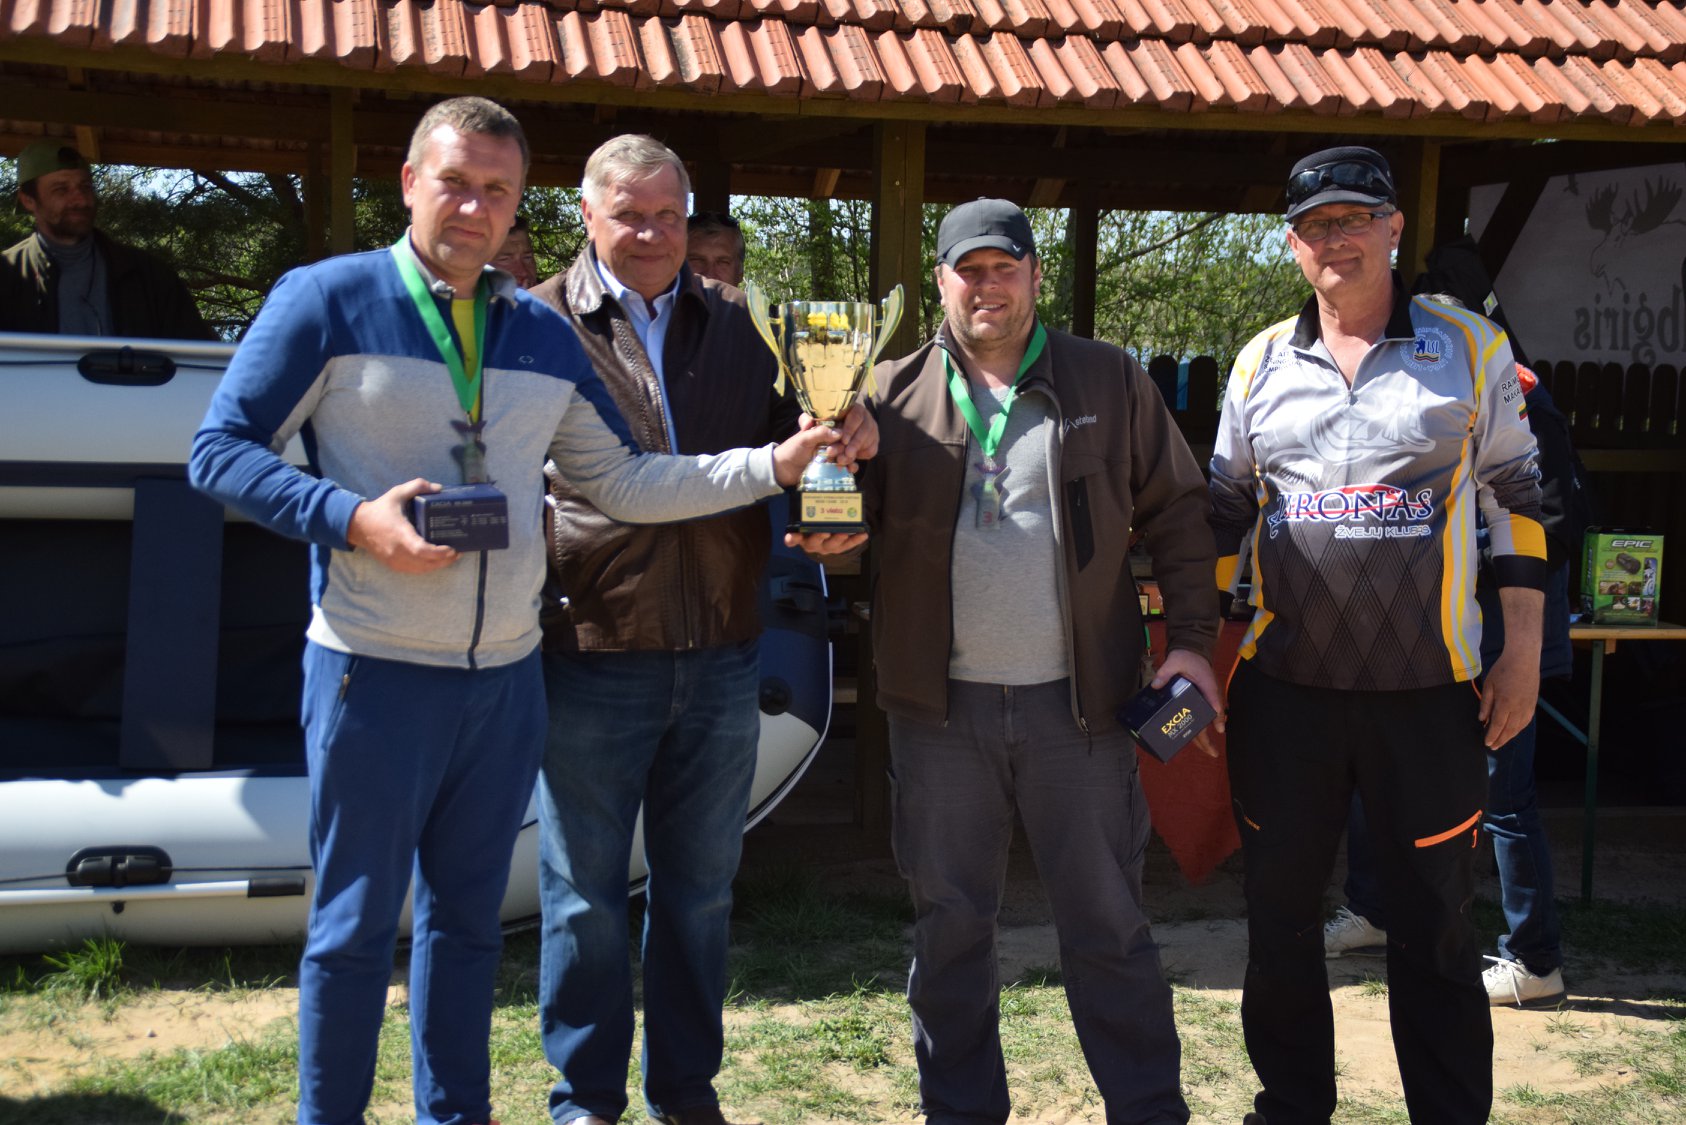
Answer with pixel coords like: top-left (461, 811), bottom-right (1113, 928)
top-left (1285, 160), bottom-right (1395, 211)
top-left (1291, 210), bottom-right (1395, 242)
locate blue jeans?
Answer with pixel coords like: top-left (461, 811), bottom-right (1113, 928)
top-left (537, 642), bottom-right (760, 1124)
top-left (888, 679), bottom-right (1188, 1125)
top-left (297, 643), bottom-right (545, 1125)
top-left (1346, 718), bottom-right (1562, 975)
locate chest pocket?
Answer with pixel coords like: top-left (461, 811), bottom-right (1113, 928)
top-left (1060, 445), bottom-right (1112, 573)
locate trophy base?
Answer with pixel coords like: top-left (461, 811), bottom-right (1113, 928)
top-left (789, 487), bottom-right (866, 535)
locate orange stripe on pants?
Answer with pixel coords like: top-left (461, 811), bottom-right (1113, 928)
top-left (1414, 809), bottom-right (1482, 849)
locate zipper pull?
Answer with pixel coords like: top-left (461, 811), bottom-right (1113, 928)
top-left (338, 673), bottom-right (351, 701)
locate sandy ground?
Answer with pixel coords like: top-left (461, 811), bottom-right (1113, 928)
top-left (3, 808), bottom-right (1682, 1122)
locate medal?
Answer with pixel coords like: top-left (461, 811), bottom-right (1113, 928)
top-left (974, 456), bottom-right (1007, 529)
top-left (945, 323), bottom-right (1047, 534)
top-left (391, 240), bottom-right (510, 552)
top-left (451, 418), bottom-right (489, 485)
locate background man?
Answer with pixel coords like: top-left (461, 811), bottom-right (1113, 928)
top-left (800, 197), bottom-right (1221, 1125)
top-left (528, 136), bottom-right (872, 1125)
top-left (190, 101), bottom-right (831, 1125)
top-left (1210, 146), bottom-right (1547, 1125)
top-left (685, 210), bottom-right (745, 287)
top-left (491, 214), bottom-right (540, 288)
top-left (3, 140), bottom-right (212, 338)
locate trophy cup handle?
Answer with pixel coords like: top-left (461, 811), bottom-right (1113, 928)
top-left (862, 284), bottom-right (905, 400)
top-left (743, 280), bottom-right (788, 397)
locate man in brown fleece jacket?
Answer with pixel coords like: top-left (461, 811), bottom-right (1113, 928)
top-left (798, 198), bottom-right (1221, 1125)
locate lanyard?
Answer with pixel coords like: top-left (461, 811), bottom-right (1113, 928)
top-left (391, 243), bottom-right (488, 424)
top-left (944, 322), bottom-right (1047, 461)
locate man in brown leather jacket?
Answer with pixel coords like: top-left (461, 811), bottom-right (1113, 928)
top-left (527, 134), bottom-right (873, 1125)
top-left (798, 198), bottom-right (1221, 1125)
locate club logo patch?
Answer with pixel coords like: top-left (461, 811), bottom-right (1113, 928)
top-left (1410, 325), bottom-right (1453, 370)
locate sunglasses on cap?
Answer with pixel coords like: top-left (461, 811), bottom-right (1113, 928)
top-left (1285, 160), bottom-right (1395, 210)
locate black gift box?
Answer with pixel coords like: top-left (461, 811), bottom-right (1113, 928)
top-left (410, 484), bottom-right (510, 552)
top-left (1118, 674), bottom-right (1216, 763)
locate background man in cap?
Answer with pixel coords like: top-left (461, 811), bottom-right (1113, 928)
top-left (528, 135), bottom-right (873, 1125)
top-left (1209, 146), bottom-right (1546, 1125)
top-left (685, 210), bottom-right (746, 288)
top-left (798, 197), bottom-right (1221, 1124)
top-left (3, 139), bottom-right (213, 339)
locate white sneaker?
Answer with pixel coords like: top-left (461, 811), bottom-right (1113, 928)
top-left (1322, 906), bottom-right (1387, 958)
top-left (1483, 956), bottom-right (1566, 1007)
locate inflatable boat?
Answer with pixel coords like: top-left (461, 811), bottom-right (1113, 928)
top-left (0, 332), bottom-right (833, 953)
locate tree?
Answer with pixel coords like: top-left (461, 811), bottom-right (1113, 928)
top-left (5, 154), bottom-right (1301, 364)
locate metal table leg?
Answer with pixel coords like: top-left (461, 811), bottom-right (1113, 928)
top-left (1580, 641), bottom-right (1606, 904)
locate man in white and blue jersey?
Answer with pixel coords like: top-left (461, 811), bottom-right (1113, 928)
top-left (1209, 146), bottom-right (1547, 1125)
top-left (189, 97), bottom-right (833, 1125)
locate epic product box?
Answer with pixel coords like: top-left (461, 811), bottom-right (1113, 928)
top-left (411, 484), bottom-right (510, 552)
top-left (1118, 674), bottom-right (1216, 763)
top-left (1582, 528), bottom-right (1662, 625)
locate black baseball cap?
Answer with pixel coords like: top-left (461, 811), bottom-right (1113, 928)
top-left (937, 198), bottom-right (1035, 268)
top-left (1284, 146), bottom-right (1396, 221)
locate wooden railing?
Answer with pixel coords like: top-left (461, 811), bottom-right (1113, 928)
top-left (1532, 360), bottom-right (1683, 451)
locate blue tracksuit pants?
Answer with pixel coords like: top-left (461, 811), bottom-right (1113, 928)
top-left (296, 641), bottom-right (546, 1125)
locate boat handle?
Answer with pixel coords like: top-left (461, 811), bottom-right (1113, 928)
top-left (77, 347), bottom-right (177, 386)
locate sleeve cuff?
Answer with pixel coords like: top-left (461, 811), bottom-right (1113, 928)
top-left (1491, 553), bottom-right (1549, 592)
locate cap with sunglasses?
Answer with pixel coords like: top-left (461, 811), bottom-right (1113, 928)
top-left (1284, 146), bottom-right (1395, 221)
top-left (15, 139), bottom-right (90, 188)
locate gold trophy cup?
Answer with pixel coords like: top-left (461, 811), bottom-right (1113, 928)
top-left (745, 282), bottom-right (904, 534)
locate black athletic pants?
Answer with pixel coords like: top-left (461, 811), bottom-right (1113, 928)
top-left (1226, 660), bottom-right (1493, 1125)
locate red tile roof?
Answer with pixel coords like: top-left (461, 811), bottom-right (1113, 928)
top-left (4, 0), bottom-right (1686, 130)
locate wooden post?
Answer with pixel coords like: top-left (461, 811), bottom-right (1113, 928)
top-left (692, 160), bottom-right (730, 215)
top-left (304, 140), bottom-right (327, 263)
top-left (329, 88), bottom-right (356, 255)
top-left (869, 121), bottom-right (925, 359)
top-left (1071, 189), bottom-right (1098, 339)
top-left (1393, 138), bottom-right (1440, 285)
top-left (853, 121), bottom-right (926, 837)
top-left (65, 68), bottom-right (100, 160)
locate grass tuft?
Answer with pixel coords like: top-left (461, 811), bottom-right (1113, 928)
top-left (40, 937), bottom-right (126, 1003)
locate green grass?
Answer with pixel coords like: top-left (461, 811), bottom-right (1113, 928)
top-left (3, 883), bottom-right (1684, 1124)
top-left (1494, 1013), bottom-right (1686, 1124)
top-left (725, 862), bottom-right (911, 1002)
top-left (39, 937), bottom-right (126, 1003)
top-left (1357, 973), bottom-right (1388, 999)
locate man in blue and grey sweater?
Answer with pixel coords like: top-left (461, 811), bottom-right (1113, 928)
top-left (189, 97), bottom-right (841, 1125)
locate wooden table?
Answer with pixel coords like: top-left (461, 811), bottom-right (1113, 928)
top-left (1538, 622), bottom-right (1686, 902)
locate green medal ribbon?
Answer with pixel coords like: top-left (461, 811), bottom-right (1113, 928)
top-left (390, 242), bottom-right (489, 423)
top-left (943, 322), bottom-right (1047, 460)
